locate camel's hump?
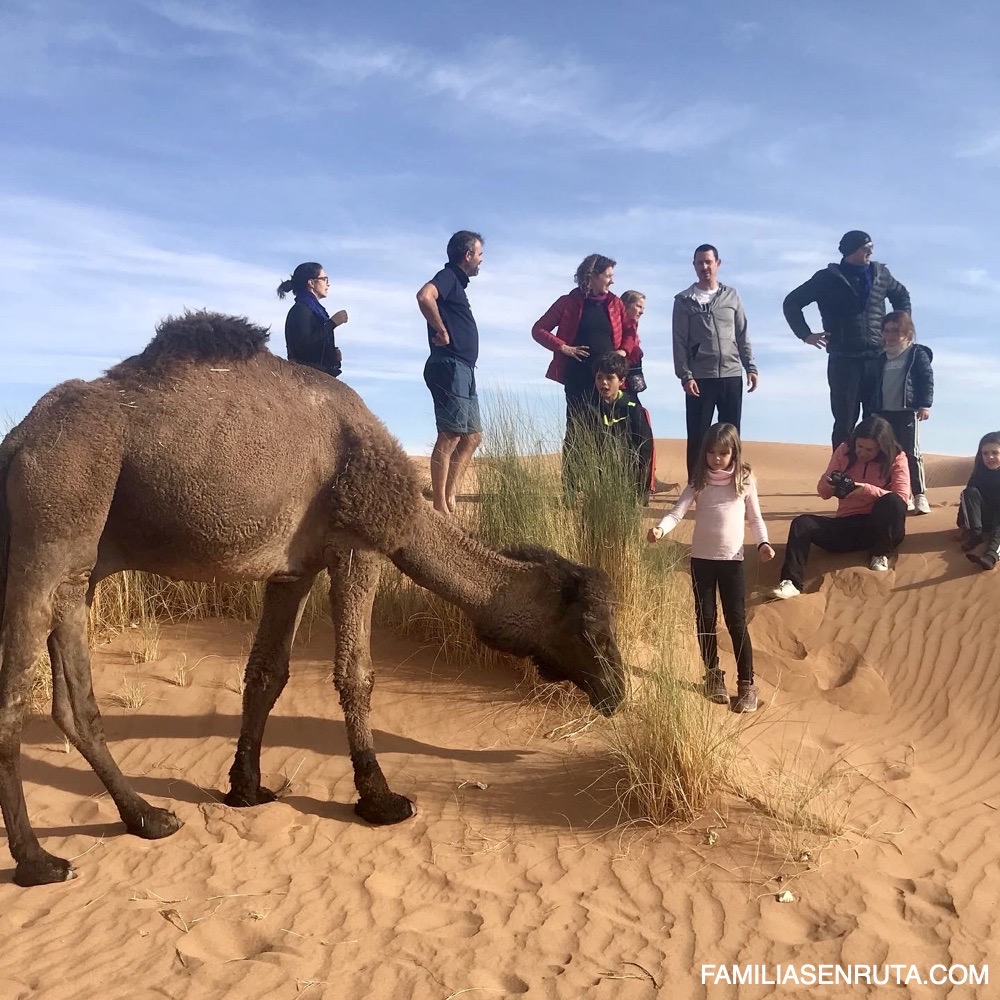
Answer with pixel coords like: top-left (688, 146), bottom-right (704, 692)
top-left (107, 310), bottom-right (271, 376)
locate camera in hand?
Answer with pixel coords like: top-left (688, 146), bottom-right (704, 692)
top-left (828, 471), bottom-right (856, 499)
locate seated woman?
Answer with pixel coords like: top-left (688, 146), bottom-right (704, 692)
top-left (773, 416), bottom-right (909, 598)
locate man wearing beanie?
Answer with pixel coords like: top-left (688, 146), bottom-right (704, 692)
top-left (783, 231), bottom-right (911, 448)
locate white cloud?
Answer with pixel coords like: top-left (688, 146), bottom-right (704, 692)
top-left (955, 129), bottom-right (1000, 160)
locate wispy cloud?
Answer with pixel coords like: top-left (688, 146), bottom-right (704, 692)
top-left (955, 130), bottom-right (1000, 160)
top-left (21, 1), bottom-right (753, 155)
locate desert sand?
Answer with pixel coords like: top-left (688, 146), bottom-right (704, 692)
top-left (2, 439), bottom-right (997, 999)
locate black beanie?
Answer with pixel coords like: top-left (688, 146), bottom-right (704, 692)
top-left (838, 230), bottom-right (871, 256)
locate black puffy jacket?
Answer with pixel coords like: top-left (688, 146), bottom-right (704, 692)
top-left (783, 262), bottom-right (911, 359)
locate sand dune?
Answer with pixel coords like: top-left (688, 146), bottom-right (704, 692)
top-left (2, 440), bottom-right (997, 999)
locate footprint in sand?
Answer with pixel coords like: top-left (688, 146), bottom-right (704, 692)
top-left (394, 905), bottom-right (483, 938)
top-left (174, 920), bottom-right (298, 970)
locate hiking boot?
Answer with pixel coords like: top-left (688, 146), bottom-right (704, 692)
top-left (869, 555), bottom-right (890, 572)
top-left (913, 494), bottom-right (931, 515)
top-left (703, 669), bottom-right (730, 705)
top-left (731, 681), bottom-right (758, 714)
top-left (772, 579), bottom-right (801, 600)
top-left (966, 551), bottom-right (998, 571)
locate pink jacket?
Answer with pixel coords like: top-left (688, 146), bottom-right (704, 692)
top-left (531, 289), bottom-right (638, 385)
top-left (818, 443), bottom-right (910, 517)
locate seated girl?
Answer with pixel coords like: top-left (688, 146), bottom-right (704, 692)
top-left (773, 416), bottom-right (910, 599)
top-left (958, 431), bottom-right (1000, 571)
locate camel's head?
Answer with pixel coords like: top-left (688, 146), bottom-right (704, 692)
top-left (484, 544), bottom-right (626, 716)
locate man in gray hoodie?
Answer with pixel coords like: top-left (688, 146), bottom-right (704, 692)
top-left (673, 244), bottom-right (758, 480)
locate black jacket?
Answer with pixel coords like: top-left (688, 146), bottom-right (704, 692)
top-left (968, 465), bottom-right (1000, 509)
top-left (285, 302), bottom-right (341, 377)
top-left (783, 262), bottom-right (911, 358)
top-left (596, 391), bottom-right (654, 503)
top-left (874, 343), bottom-right (933, 411)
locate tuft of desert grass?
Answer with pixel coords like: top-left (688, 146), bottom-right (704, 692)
top-left (28, 651), bottom-right (53, 717)
top-left (112, 675), bottom-right (147, 711)
top-left (731, 733), bottom-right (865, 859)
top-left (127, 618), bottom-right (161, 664)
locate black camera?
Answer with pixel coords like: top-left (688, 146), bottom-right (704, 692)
top-left (828, 471), bottom-right (856, 499)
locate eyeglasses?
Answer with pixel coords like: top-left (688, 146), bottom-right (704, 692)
top-left (312, 275), bottom-right (330, 283)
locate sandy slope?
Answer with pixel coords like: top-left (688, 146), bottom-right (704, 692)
top-left (2, 440), bottom-right (998, 999)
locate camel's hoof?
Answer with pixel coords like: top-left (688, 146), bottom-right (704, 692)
top-left (354, 793), bottom-right (416, 825)
top-left (126, 806), bottom-right (183, 840)
top-left (14, 855), bottom-right (76, 887)
top-left (224, 786), bottom-right (278, 808)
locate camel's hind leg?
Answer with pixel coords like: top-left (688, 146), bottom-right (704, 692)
top-left (226, 575), bottom-right (317, 807)
top-left (328, 547), bottom-right (415, 825)
top-left (0, 590), bottom-right (70, 886)
top-left (49, 591), bottom-right (182, 842)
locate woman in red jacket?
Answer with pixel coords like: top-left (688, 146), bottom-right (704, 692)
top-left (532, 254), bottom-right (638, 446)
top-left (772, 415), bottom-right (909, 598)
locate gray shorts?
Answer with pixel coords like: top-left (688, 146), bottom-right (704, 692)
top-left (423, 357), bottom-right (482, 435)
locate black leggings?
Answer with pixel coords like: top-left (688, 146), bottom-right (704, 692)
top-left (690, 558), bottom-right (753, 685)
top-left (779, 492), bottom-right (907, 590)
top-left (958, 487), bottom-right (1000, 555)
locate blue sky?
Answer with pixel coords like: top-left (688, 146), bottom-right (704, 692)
top-left (2, 0), bottom-right (998, 458)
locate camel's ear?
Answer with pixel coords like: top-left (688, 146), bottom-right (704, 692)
top-left (559, 566), bottom-right (589, 607)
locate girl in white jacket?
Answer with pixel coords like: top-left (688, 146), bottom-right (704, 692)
top-left (648, 423), bottom-right (773, 712)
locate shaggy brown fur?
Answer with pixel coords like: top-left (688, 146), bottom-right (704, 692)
top-left (0, 311), bottom-right (625, 887)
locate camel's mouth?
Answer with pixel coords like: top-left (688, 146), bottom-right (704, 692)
top-left (589, 679), bottom-right (625, 716)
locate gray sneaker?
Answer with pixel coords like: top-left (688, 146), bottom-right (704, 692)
top-left (731, 682), bottom-right (758, 714)
top-left (869, 555), bottom-right (890, 572)
top-left (703, 669), bottom-right (730, 705)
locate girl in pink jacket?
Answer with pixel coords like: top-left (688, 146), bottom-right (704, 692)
top-left (773, 416), bottom-right (909, 599)
top-left (648, 423), bottom-right (774, 713)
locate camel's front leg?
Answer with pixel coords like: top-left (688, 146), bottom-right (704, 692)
top-left (328, 548), bottom-right (414, 825)
top-left (226, 575), bottom-right (317, 807)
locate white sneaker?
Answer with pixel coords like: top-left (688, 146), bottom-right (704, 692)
top-left (905, 496), bottom-right (916, 512)
top-left (869, 555), bottom-right (890, 572)
top-left (772, 579), bottom-right (801, 599)
top-left (914, 494), bottom-right (931, 515)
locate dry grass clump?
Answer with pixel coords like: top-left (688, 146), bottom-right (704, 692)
top-left (28, 652), bottom-right (53, 717)
top-left (733, 737), bottom-right (864, 859)
top-left (112, 674), bottom-right (148, 711)
top-left (127, 619), bottom-right (161, 664)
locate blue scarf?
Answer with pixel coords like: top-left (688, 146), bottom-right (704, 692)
top-left (839, 260), bottom-right (873, 307)
top-left (294, 290), bottom-right (330, 324)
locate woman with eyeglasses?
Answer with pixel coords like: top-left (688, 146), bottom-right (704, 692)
top-left (277, 262), bottom-right (349, 377)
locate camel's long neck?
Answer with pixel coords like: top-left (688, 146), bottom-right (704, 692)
top-left (388, 507), bottom-right (527, 615)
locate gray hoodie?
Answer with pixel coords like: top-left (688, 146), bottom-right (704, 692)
top-left (672, 284), bottom-right (756, 382)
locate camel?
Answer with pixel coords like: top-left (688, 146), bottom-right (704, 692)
top-left (0, 311), bottom-right (626, 887)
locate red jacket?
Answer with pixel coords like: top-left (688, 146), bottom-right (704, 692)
top-left (817, 443), bottom-right (910, 517)
top-left (531, 289), bottom-right (639, 385)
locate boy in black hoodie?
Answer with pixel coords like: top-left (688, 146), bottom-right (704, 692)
top-left (588, 352), bottom-right (654, 504)
top-left (959, 431), bottom-right (1000, 571)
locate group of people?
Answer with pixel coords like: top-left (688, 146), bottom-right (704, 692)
top-left (275, 229), bottom-right (995, 716)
